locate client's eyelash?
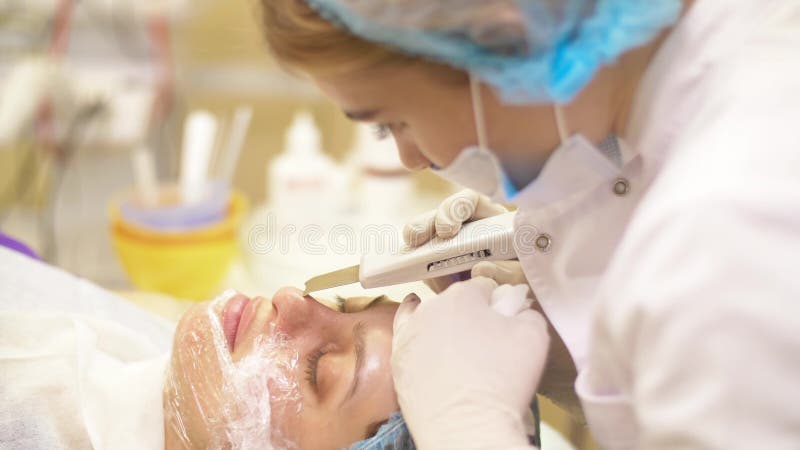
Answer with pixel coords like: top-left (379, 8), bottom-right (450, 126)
top-left (372, 123), bottom-right (391, 140)
top-left (305, 348), bottom-right (325, 390)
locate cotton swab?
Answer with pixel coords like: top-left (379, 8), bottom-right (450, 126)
top-left (131, 146), bottom-right (159, 207)
top-left (218, 105), bottom-right (253, 183)
top-left (180, 110), bottom-right (218, 204)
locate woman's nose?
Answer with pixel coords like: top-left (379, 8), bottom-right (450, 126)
top-left (393, 135), bottom-right (430, 171)
top-left (270, 286), bottom-right (330, 336)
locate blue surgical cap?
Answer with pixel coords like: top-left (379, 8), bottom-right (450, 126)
top-left (304, 0), bottom-right (683, 104)
top-left (348, 412), bottom-right (415, 450)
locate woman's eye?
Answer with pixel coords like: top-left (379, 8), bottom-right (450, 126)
top-left (372, 123), bottom-right (392, 140)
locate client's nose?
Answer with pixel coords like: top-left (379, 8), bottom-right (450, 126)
top-left (271, 286), bottom-right (327, 335)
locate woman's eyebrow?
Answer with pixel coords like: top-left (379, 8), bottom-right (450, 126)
top-left (343, 321), bottom-right (368, 405)
top-left (344, 109), bottom-right (380, 121)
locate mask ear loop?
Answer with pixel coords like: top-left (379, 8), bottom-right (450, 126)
top-left (469, 74), bottom-right (489, 153)
top-left (554, 104), bottom-right (569, 144)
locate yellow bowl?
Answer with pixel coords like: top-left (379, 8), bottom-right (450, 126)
top-left (109, 191), bottom-right (248, 244)
top-left (110, 191), bottom-right (248, 301)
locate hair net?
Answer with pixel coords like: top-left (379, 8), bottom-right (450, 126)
top-left (304, 0), bottom-right (683, 103)
top-left (349, 412), bottom-right (415, 450)
top-left (163, 290), bottom-right (302, 449)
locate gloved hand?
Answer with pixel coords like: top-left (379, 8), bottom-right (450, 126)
top-left (404, 189), bottom-right (527, 293)
top-left (392, 277), bottom-right (549, 450)
top-left (404, 189), bottom-right (508, 246)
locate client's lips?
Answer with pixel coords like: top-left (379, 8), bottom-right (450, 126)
top-left (234, 296), bottom-right (263, 349)
top-left (222, 295), bottom-right (250, 351)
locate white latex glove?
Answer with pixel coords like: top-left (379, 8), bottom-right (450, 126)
top-left (392, 278), bottom-right (549, 450)
top-left (404, 189), bottom-right (528, 293)
top-left (404, 189), bottom-right (508, 246)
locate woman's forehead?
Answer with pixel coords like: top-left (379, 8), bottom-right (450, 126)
top-left (313, 65), bottom-right (437, 105)
top-left (313, 74), bottom-right (395, 112)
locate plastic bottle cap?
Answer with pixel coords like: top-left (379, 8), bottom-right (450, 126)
top-left (286, 111), bottom-right (322, 156)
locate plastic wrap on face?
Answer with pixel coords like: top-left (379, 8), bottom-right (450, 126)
top-left (163, 290), bottom-right (302, 449)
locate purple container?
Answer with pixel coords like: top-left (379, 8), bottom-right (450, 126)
top-left (120, 181), bottom-right (230, 232)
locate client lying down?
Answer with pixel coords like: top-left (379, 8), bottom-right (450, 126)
top-left (163, 282), bottom-right (571, 449)
top-left (164, 288), bottom-right (408, 449)
top-left (0, 248), bottom-right (575, 449)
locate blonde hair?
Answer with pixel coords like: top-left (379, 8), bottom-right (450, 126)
top-left (258, 0), bottom-right (470, 86)
top-left (259, 0), bottom-right (413, 75)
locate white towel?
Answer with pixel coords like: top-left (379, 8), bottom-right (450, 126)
top-left (0, 248), bottom-right (173, 450)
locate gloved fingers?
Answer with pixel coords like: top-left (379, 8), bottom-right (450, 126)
top-left (405, 189), bottom-right (508, 245)
top-left (489, 283), bottom-right (533, 317)
top-left (512, 309), bottom-right (551, 343)
top-left (506, 309), bottom-right (550, 393)
top-left (441, 276), bottom-right (499, 308)
top-left (515, 308), bottom-right (549, 329)
top-left (403, 210), bottom-right (437, 247)
top-left (434, 190), bottom-right (480, 239)
top-left (471, 261), bottom-right (528, 286)
top-left (435, 190), bottom-right (508, 239)
top-left (392, 293), bottom-right (421, 336)
top-left (470, 192), bottom-right (509, 220)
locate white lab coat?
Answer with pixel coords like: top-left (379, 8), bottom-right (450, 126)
top-left (511, 1), bottom-right (800, 448)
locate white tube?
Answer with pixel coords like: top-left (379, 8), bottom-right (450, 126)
top-left (218, 106), bottom-right (253, 183)
top-left (180, 110), bottom-right (218, 204)
top-left (131, 146), bottom-right (159, 207)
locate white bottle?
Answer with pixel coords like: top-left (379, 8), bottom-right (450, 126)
top-left (268, 111), bottom-right (343, 223)
top-left (350, 124), bottom-right (413, 224)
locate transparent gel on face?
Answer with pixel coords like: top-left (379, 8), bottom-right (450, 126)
top-left (164, 290), bottom-right (302, 450)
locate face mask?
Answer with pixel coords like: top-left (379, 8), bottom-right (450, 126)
top-left (434, 75), bottom-right (577, 204)
top-left (434, 145), bottom-right (520, 203)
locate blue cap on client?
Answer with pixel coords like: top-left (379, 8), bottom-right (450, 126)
top-left (346, 400), bottom-right (541, 450)
top-left (348, 412), bottom-right (414, 450)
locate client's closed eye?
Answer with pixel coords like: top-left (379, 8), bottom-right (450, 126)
top-left (305, 348), bottom-right (326, 391)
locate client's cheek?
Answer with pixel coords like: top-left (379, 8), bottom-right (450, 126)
top-left (266, 376), bottom-right (303, 446)
top-left (364, 327), bottom-right (400, 411)
top-left (363, 351), bottom-right (389, 387)
top-left (164, 331), bottom-right (228, 448)
top-left (215, 334), bottom-right (305, 448)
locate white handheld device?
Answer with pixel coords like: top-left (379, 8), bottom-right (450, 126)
top-left (303, 211), bottom-right (518, 294)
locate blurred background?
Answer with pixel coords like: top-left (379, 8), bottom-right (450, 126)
top-left (0, 0), bottom-right (595, 447)
top-left (0, 0), bottom-right (450, 289)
